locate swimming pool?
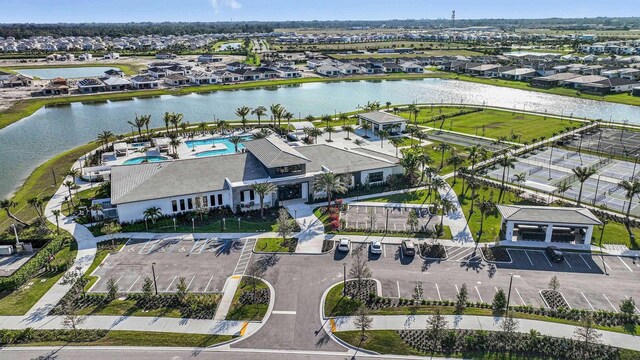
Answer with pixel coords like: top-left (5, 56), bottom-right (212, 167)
top-left (122, 156), bottom-right (169, 165)
top-left (186, 135), bottom-right (253, 157)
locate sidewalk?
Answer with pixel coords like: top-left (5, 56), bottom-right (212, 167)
top-left (285, 201), bottom-right (326, 254)
top-left (437, 183), bottom-right (474, 244)
top-left (331, 314), bottom-right (640, 351)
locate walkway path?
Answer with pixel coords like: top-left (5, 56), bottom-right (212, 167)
top-left (437, 183), bottom-right (474, 243)
top-left (331, 314), bottom-right (640, 351)
top-left (285, 200), bottom-right (326, 254)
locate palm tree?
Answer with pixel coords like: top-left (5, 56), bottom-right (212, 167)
top-left (283, 112), bottom-right (294, 131)
top-left (385, 101), bottom-right (392, 110)
top-left (555, 181), bottom-right (572, 198)
top-left (143, 206), bottom-right (163, 224)
top-left (304, 114), bottom-right (315, 123)
top-left (312, 172), bottom-right (348, 210)
top-left (216, 120), bottom-right (229, 134)
top-left (389, 137), bottom-right (403, 157)
top-left (407, 104), bottom-right (417, 122)
top-left (252, 106), bottom-right (267, 127)
top-left (400, 150), bottom-right (420, 186)
top-left (63, 181), bottom-right (77, 208)
top-left (619, 179), bottom-right (640, 219)
top-left (377, 129), bottom-right (389, 148)
top-left (360, 122), bottom-right (372, 138)
top-left (513, 173), bottom-right (526, 189)
top-left (251, 181), bottom-right (277, 218)
top-left (162, 112), bottom-right (172, 134)
top-left (235, 106), bottom-right (252, 131)
top-left (66, 169), bottom-right (80, 181)
top-left (51, 209), bottom-right (61, 234)
top-left (572, 166), bottom-right (597, 205)
top-left (270, 103), bottom-right (284, 127)
top-left (435, 143), bottom-right (452, 169)
top-left (477, 199), bottom-right (495, 239)
top-left (467, 177), bottom-right (481, 213)
top-left (439, 197), bottom-right (456, 229)
top-left (497, 155), bottom-right (517, 201)
top-left (417, 151), bottom-right (434, 184)
top-left (428, 176), bottom-right (447, 203)
top-left (253, 128), bottom-right (271, 139)
top-left (228, 136), bottom-right (243, 153)
top-left (170, 113), bottom-right (184, 132)
top-left (339, 113), bottom-right (349, 126)
top-left (324, 125), bottom-right (335, 142)
top-left (308, 127), bottom-right (323, 144)
top-left (27, 197), bottom-right (45, 223)
top-left (140, 114), bottom-right (152, 135)
top-left (96, 130), bottom-right (114, 150)
top-left (342, 125), bottom-right (354, 140)
top-left (198, 122), bottom-right (208, 132)
top-left (169, 137), bottom-right (182, 156)
top-left (446, 153), bottom-right (464, 184)
top-left (128, 115), bottom-right (145, 137)
top-left (0, 199), bottom-right (28, 226)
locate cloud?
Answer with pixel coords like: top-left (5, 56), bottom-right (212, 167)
top-left (210, 0), bottom-right (241, 12)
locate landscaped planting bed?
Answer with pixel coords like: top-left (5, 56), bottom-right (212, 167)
top-left (540, 289), bottom-right (570, 310)
top-left (321, 240), bottom-right (334, 252)
top-left (397, 329), bottom-right (620, 359)
top-left (238, 288), bottom-right (269, 306)
top-left (419, 243), bottom-right (447, 259)
top-left (481, 245), bottom-right (512, 262)
top-left (226, 277), bottom-right (270, 321)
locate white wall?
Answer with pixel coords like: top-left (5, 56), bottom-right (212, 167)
top-left (361, 166), bottom-right (398, 186)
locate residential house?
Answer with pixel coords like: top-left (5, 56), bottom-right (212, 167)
top-left (77, 78), bottom-right (106, 93)
top-left (381, 63), bottom-right (403, 73)
top-left (580, 78), bottom-right (640, 95)
top-left (1, 74), bottom-right (32, 87)
top-left (399, 61), bottom-right (423, 73)
top-left (499, 68), bottom-right (537, 82)
top-left (101, 76), bottom-right (131, 91)
top-left (316, 65), bottom-right (342, 77)
top-left (188, 71), bottom-right (218, 85)
top-left (41, 77), bottom-right (69, 95)
top-left (338, 63), bottom-right (361, 75)
top-left (277, 67), bottom-right (302, 78)
top-left (164, 74), bottom-right (189, 86)
top-left (130, 75), bottom-right (160, 89)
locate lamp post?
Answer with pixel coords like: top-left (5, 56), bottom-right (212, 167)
top-left (632, 155), bottom-right (639, 180)
top-left (151, 262), bottom-right (158, 295)
top-left (343, 262), bottom-right (347, 296)
top-left (506, 273), bottom-right (514, 316)
top-left (192, 217), bottom-right (195, 232)
top-left (599, 220), bottom-right (608, 276)
top-left (173, 217), bottom-right (176, 231)
top-left (145, 218), bottom-right (148, 231)
top-left (385, 208), bottom-right (390, 233)
top-left (594, 174), bottom-right (603, 205)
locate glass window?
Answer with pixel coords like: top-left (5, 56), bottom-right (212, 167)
top-left (218, 194), bottom-right (223, 205)
top-left (249, 190), bottom-right (255, 201)
top-left (240, 191), bottom-right (245, 202)
top-left (179, 199), bottom-right (185, 211)
top-left (275, 164), bottom-right (303, 175)
top-left (210, 195), bottom-right (216, 206)
top-left (172, 200), bottom-right (178, 212)
top-left (187, 198), bottom-right (193, 210)
top-left (203, 196), bottom-right (208, 207)
top-left (368, 171), bottom-right (384, 183)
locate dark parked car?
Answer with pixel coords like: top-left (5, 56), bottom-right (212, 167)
top-left (401, 240), bottom-right (416, 257)
top-left (545, 246), bottom-right (564, 263)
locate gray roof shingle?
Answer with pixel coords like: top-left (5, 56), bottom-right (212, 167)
top-left (496, 205), bottom-right (602, 226)
top-left (297, 145), bottom-right (397, 174)
top-left (242, 137), bottom-right (310, 168)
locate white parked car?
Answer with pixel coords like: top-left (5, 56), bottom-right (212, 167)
top-left (337, 237), bottom-right (351, 252)
top-left (370, 240), bottom-right (382, 254)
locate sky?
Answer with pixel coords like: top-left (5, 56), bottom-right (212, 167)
top-left (0, 0), bottom-right (638, 23)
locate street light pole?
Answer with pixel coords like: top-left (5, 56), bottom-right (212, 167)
top-left (385, 208), bottom-right (389, 233)
top-left (506, 273), bottom-right (514, 316)
top-left (343, 262), bottom-right (347, 296)
top-left (151, 262), bottom-right (158, 295)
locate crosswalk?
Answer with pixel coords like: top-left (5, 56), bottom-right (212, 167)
top-left (233, 238), bottom-right (256, 276)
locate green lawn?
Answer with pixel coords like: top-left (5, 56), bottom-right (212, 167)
top-left (254, 237), bottom-right (296, 253)
top-left (62, 185), bottom-right (109, 216)
top-left (76, 299), bottom-right (184, 318)
top-left (367, 189), bottom-right (434, 205)
top-left (83, 239), bottom-right (127, 291)
top-left (0, 63), bottom-right (142, 76)
top-left (225, 277), bottom-right (269, 321)
top-left (12, 330), bottom-right (234, 347)
top-left (0, 239), bottom-right (77, 315)
top-left (324, 283), bottom-right (363, 317)
top-left (415, 140), bottom-right (471, 175)
top-left (434, 109), bottom-right (583, 143)
top-left (397, 106), bottom-right (465, 124)
top-left (0, 142), bottom-right (98, 231)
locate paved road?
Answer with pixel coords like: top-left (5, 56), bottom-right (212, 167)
top-left (0, 347), bottom-right (451, 360)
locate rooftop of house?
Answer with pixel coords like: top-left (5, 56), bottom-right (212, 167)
top-left (242, 137), bottom-right (311, 168)
top-left (297, 145), bottom-right (397, 173)
top-left (358, 111), bottom-right (407, 124)
top-left (497, 205), bottom-right (602, 226)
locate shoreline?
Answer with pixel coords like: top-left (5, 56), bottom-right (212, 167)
top-left (2, 71), bottom-right (640, 130)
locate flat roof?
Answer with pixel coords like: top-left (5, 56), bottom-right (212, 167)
top-left (497, 205), bottom-right (602, 226)
top-left (358, 111), bottom-right (407, 125)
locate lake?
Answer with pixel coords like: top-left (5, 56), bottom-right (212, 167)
top-left (16, 66), bottom-right (117, 79)
top-left (1, 78), bottom-right (640, 200)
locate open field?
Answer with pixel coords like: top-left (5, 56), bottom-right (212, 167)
top-left (0, 63), bottom-right (142, 76)
top-left (271, 40), bottom-right (475, 51)
top-left (331, 49), bottom-right (484, 59)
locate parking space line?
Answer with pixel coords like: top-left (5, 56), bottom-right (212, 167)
top-left (564, 258), bottom-right (573, 268)
top-left (602, 258), bottom-right (612, 272)
top-left (165, 276), bottom-right (177, 292)
top-left (603, 294), bottom-right (618, 312)
top-left (626, 296), bottom-right (640, 313)
top-left (113, 275), bottom-right (123, 285)
top-left (581, 292), bottom-right (595, 311)
top-left (579, 255), bottom-right (592, 269)
top-left (515, 288), bottom-right (526, 306)
top-left (435, 283), bottom-right (441, 301)
top-left (475, 286), bottom-right (483, 303)
top-left (540, 251), bottom-right (553, 267)
top-left (204, 275), bottom-right (215, 293)
top-left (383, 244), bottom-right (387, 258)
top-left (618, 256), bottom-right (633, 272)
top-left (454, 284), bottom-right (459, 295)
top-left (396, 281), bottom-right (401, 298)
top-left (524, 251), bottom-right (534, 266)
top-left (186, 275), bottom-right (195, 290)
top-left (138, 239), bottom-right (157, 255)
top-left (127, 275), bottom-right (141, 293)
top-left (189, 240), bottom-right (201, 254)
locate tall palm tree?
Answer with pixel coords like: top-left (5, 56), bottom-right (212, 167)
top-left (170, 113), bottom-right (184, 132)
top-left (400, 150), bottom-right (420, 186)
top-left (428, 176), bottom-right (447, 203)
top-left (51, 209), bottom-right (61, 234)
top-left (312, 172), bottom-right (348, 210)
top-left (439, 197), bottom-right (456, 229)
top-left (572, 166), bottom-right (597, 205)
top-left (417, 150), bottom-right (434, 184)
top-left (513, 173), bottom-right (526, 189)
top-left (308, 127), bottom-right (323, 144)
top-left (128, 115), bottom-right (145, 137)
top-left (143, 206), bottom-right (163, 224)
top-left (27, 197), bottom-right (45, 223)
top-left (66, 169), bottom-right (80, 181)
top-left (555, 181), bottom-right (572, 198)
top-left (360, 122), bottom-right (372, 138)
top-left (228, 136), bottom-right (243, 153)
top-left (251, 181), bottom-right (277, 218)
top-left (252, 106), bottom-right (267, 127)
top-left (342, 125), bottom-right (354, 140)
top-left (435, 143), bottom-right (451, 169)
top-left (270, 103), bottom-right (284, 127)
top-left (389, 137), bottom-right (403, 157)
top-left (235, 106), bottom-right (252, 131)
top-left (63, 181), bottom-right (77, 208)
top-left (169, 137), bottom-right (182, 156)
top-left (477, 199), bottom-right (495, 239)
top-left (619, 179), bottom-right (640, 219)
top-left (140, 114), bottom-right (152, 135)
top-left (198, 122), bottom-right (208, 133)
top-left (446, 153), bottom-right (465, 184)
top-left (162, 112), bottom-right (172, 134)
top-left (339, 113), bottom-right (349, 126)
top-left (283, 112), bottom-right (294, 131)
top-left (216, 120), bottom-right (229, 134)
top-left (497, 155), bottom-right (517, 201)
top-left (407, 104), bottom-right (417, 122)
top-left (96, 130), bottom-right (114, 151)
top-left (324, 125), bottom-right (335, 142)
top-left (467, 177), bottom-right (481, 213)
top-left (377, 129), bottom-right (389, 148)
top-left (0, 199), bottom-right (28, 226)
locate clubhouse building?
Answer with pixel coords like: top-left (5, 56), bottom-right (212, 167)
top-left (110, 137), bottom-right (402, 223)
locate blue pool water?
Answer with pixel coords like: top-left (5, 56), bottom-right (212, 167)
top-left (187, 136), bottom-right (253, 157)
top-left (123, 156), bottom-right (169, 165)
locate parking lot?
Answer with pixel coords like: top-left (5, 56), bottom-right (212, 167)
top-left (343, 204), bottom-right (439, 232)
top-left (336, 240), bottom-right (640, 314)
top-left (89, 235), bottom-right (249, 294)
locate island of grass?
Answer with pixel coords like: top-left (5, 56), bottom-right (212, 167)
top-left (0, 63), bottom-right (142, 76)
top-left (225, 276), bottom-right (270, 321)
top-left (254, 237), bottom-right (298, 253)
